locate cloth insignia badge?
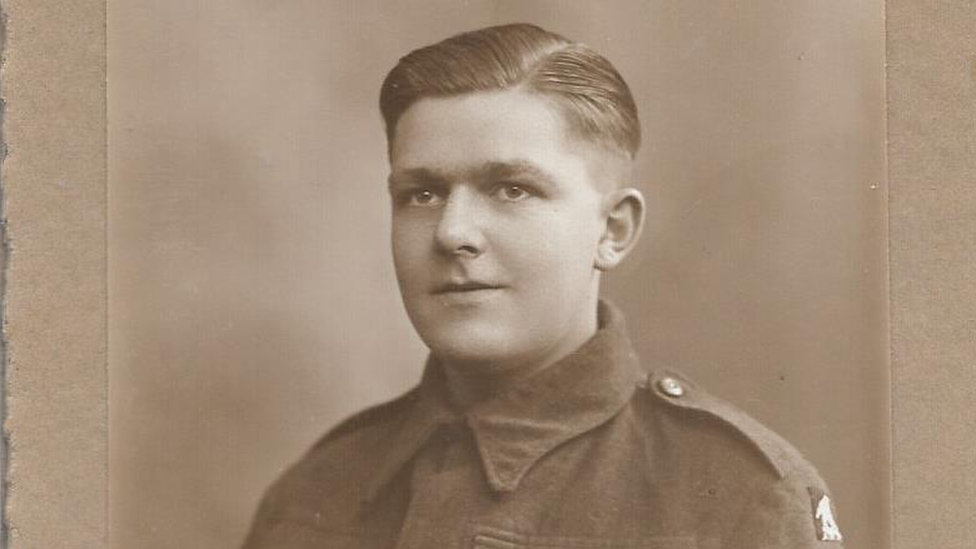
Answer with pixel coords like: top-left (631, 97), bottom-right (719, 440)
top-left (808, 487), bottom-right (843, 542)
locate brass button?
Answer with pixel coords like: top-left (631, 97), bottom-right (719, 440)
top-left (658, 377), bottom-right (684, 397)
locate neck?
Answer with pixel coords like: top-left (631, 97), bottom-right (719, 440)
top-left (441, 298), bottom-right (601, 409)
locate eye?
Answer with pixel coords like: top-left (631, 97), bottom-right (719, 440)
top-left (493, 183), bottom-right (533, 202)
top-left (402, 188), bottom-right (442, 207)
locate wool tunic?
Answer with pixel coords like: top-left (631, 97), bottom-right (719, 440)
top-left (243, 303), bottom-right (843, 549)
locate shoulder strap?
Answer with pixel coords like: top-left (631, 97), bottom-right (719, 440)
top-left (643, 369), bottom-right (805, 479)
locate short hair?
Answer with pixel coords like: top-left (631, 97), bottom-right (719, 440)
top-left (379, 23), bottom-right (641, 159)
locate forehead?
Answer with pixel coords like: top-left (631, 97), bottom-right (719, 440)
top-left (389, 89), bottom-right (599, 180)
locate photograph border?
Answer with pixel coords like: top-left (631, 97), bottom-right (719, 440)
top-left (1, 0), bottom-right (974, 547)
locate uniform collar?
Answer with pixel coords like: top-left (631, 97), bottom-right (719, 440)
top-left (362, 300), bottom-right (643, 503)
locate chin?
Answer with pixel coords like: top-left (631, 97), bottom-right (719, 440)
top-left (420, 321), bottom-right (522, 369)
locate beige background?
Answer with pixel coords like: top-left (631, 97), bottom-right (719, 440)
top-left (107, 1), bottom-right (888, 548)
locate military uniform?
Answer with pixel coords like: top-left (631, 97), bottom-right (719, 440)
top-left (243, 302), bottom-right (843, 549)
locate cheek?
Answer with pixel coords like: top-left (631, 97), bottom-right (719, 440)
top-left (501, 207), bottom-right (602, 277)
top-left (391, 218), bottom-right (432, 286)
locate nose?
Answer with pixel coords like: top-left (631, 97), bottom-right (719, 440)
top-left (434, 188), bottom-right (486, 257)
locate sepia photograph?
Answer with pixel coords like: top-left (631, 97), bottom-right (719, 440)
top-left (107, 1), bottom-right (889, 547)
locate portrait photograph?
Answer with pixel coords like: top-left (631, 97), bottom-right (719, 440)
top-left (106, 1), bottom-right (889, 547)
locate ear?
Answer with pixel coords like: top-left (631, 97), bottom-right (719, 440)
top-left (595, 187), bottom-right (645, 271)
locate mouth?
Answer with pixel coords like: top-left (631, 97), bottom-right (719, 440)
top-left (432, 281), bottom-right (505, 295)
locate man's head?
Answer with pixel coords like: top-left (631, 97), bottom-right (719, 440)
top-left (382, 24), bottom-right (645, 377)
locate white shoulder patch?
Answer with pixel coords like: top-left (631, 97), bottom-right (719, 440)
top-left (810, 490), bottom-right (843, 542)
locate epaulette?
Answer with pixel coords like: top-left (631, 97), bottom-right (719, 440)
top-left (641, 369), bottom-right (805, 480)
top-left (310, 386), bottom-right (422, 450)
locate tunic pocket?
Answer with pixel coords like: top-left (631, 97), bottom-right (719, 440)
top-left (470, 526), bottom-right (697, 549)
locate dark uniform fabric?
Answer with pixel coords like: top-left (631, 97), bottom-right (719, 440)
top-left (243, 302), bottom-right (843, 549)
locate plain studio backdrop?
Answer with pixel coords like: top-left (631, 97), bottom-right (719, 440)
top-left (109, 1), bottom-right (888, 548)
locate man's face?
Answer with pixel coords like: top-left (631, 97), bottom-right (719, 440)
top-left (388, 89), bottom-right (613, 373)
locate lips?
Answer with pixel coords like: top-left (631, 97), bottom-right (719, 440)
top-left (432, 280), bottom-right (504, 294)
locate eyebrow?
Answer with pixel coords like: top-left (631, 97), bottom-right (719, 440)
top-left (477, 160), bottom-right (558, 188)
top-left (387, 167), bottom-right (449, 192)
top-left (388, 159), bottom-right (557, 191)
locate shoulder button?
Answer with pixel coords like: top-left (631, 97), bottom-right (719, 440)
top-left (657, 376), bottom-right (685, 397)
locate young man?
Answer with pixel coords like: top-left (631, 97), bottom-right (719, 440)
top-left (243, 23), bottom-right (844, 549)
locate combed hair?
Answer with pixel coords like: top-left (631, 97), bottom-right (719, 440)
top-left (379, 23), bottom-right (641, 158)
